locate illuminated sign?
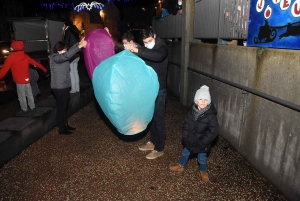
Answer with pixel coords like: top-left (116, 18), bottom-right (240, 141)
top-left (247, 0), bottom-right (300, 49)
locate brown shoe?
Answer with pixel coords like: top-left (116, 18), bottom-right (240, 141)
top-left (200, 171), bottom-right (209, 182)
top-left (139, 141), bottom-right (155, 151)
top-left (169, 164), bottom-right (184, 173)
top-left (146, 150), bottom-right (164, 159)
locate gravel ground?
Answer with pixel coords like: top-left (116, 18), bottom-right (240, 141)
top-left (0, 92), bottom-right (287, 201)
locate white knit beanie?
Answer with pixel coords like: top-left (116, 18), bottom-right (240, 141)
top-left (194, 85), bottom-right (211, 104)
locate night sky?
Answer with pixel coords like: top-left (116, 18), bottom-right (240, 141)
top-left (21, 0), bottom-right (159, 16)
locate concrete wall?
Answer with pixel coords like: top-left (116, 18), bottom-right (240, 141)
top-left (166, 42), bottom-right (300, 201)
top-left (166, 41), bottom-right (181, 97)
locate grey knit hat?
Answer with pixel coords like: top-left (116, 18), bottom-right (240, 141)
top-left (194, 85), bottom-right (211, 104)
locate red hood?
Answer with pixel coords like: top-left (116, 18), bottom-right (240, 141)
top-left (11, 41), bottom-right (24, 51)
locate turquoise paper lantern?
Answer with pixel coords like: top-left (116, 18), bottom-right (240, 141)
top-left (92, 50), bottom-right (159, 135)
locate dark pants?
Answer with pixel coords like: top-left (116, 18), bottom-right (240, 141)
top-left (52, 88), bottom-right (70, 130)
top-left (30, 68), bottom-right (40, 97)
top-left (150, 88), bottom-right (167, 152)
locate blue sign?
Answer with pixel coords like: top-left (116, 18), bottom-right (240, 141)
top-left (247, 0), bottom-right (300, 49)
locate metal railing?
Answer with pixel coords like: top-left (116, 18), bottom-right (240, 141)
top-left (188, 68), bottom-right (300, 112)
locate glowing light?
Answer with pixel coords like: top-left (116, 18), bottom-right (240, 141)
top-left (74, 1), bottom-right (104, 12)
top-left (41, 3), bottom-right (75, 10)
top-left (100, 10), bottom-right (105, 18)
top-left (40, 1), bottom-right (132, 10)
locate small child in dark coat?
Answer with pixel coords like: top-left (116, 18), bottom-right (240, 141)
top-left (170, 85), bottom-right (219, 182)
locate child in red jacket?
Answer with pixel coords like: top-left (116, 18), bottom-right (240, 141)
top-left (0, 41), bottom-right (47, 113)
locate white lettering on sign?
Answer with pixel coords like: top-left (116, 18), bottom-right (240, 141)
top-left (264, 5), bottom-right (272, 19)
top-left (291, 0), bottom-right (300, 17)
top-left (280, 0), bottom-right (291, 10)
top-left (257, 0), bottom-right (300, 19)
top-left (257, 0), bottom-right (265, 12)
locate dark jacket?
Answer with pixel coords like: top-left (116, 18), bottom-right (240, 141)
top-left (63, 25), bottom-right (80, 62)
top-left (136, 37), bottom-right (168, 89)
top-left (182, 103), bottom-right (219, 154)
top-left (49, 43), bottom-right (81, 89)
top-left (162, 0), bottom-right (181, 15)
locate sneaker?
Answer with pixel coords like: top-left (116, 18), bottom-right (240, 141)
top-left (170, 164), bottom-right (184, 173)
top-left (59, 129), bottom-right (73, 135)
top-left (29, 108), bottom-right (36, 111)
top-left (146, 150), bottom-right (164, 159)
top-left (138, 141), bottom-right (155, 151)
top-left (200, 171), bottom-right (209, 182)
top-left (19, 109), bottom-right (27, 114)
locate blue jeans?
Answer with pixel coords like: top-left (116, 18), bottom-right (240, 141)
top-left (178, 147), bottom-right (208, 172)
top-left (30, 68), bottom-right (40, 96)
top-left (150, 88), bottom-right (167, 152)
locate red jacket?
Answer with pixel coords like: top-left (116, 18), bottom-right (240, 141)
top-left (0, 41), bottom-right (47, 84)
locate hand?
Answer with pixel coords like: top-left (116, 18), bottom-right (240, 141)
top-left (79, 37), bottom-right (87, 48)
top-left (124, 44), bottom-right (131, 50)
top-left (124, 43), bottom-right (138, 53)
top-left (104, 27), bottom-right (111, 36)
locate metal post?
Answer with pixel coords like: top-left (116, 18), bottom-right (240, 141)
top-left (180, 0), bottom-right (195, 106)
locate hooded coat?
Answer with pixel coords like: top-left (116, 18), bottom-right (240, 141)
top-left (0, 41), bottom-right (47, 84)
top-left (182, 103), bottom-right (219, 154)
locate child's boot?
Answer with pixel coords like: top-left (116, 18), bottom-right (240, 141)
top-left (170, 164), bottom-right (184, 172)
top-left (200, 171), bottom-right (209, 182)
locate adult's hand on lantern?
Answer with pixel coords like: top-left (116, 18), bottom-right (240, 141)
top-left (79, 37), bottom-right (87, 48)
top-left (104, 27), bottom-right (111, 36)
top-left (125, 43), bottom-right (138, 53)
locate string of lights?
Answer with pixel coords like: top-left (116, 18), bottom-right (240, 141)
top-left (74, 1), bottom-right (104, 12)
top-left (40, 0), bottom-right (132, 10)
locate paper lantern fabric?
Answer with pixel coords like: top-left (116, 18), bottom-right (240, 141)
top-left (83, 29), bottom-right (115, 79)
top-left (92, 50), bottom-right (159, 135)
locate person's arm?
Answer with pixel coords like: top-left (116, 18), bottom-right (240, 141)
top-left (126, 43), bottom-right (168, 62)
top-left (137, 45), bottom-right (168, 62)
top-left (53, 37), bottom-right (87, 64)
top-left (28, 57), bottom-right (47, 73)
top-left (0, 56), bottom-right (12, 80)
